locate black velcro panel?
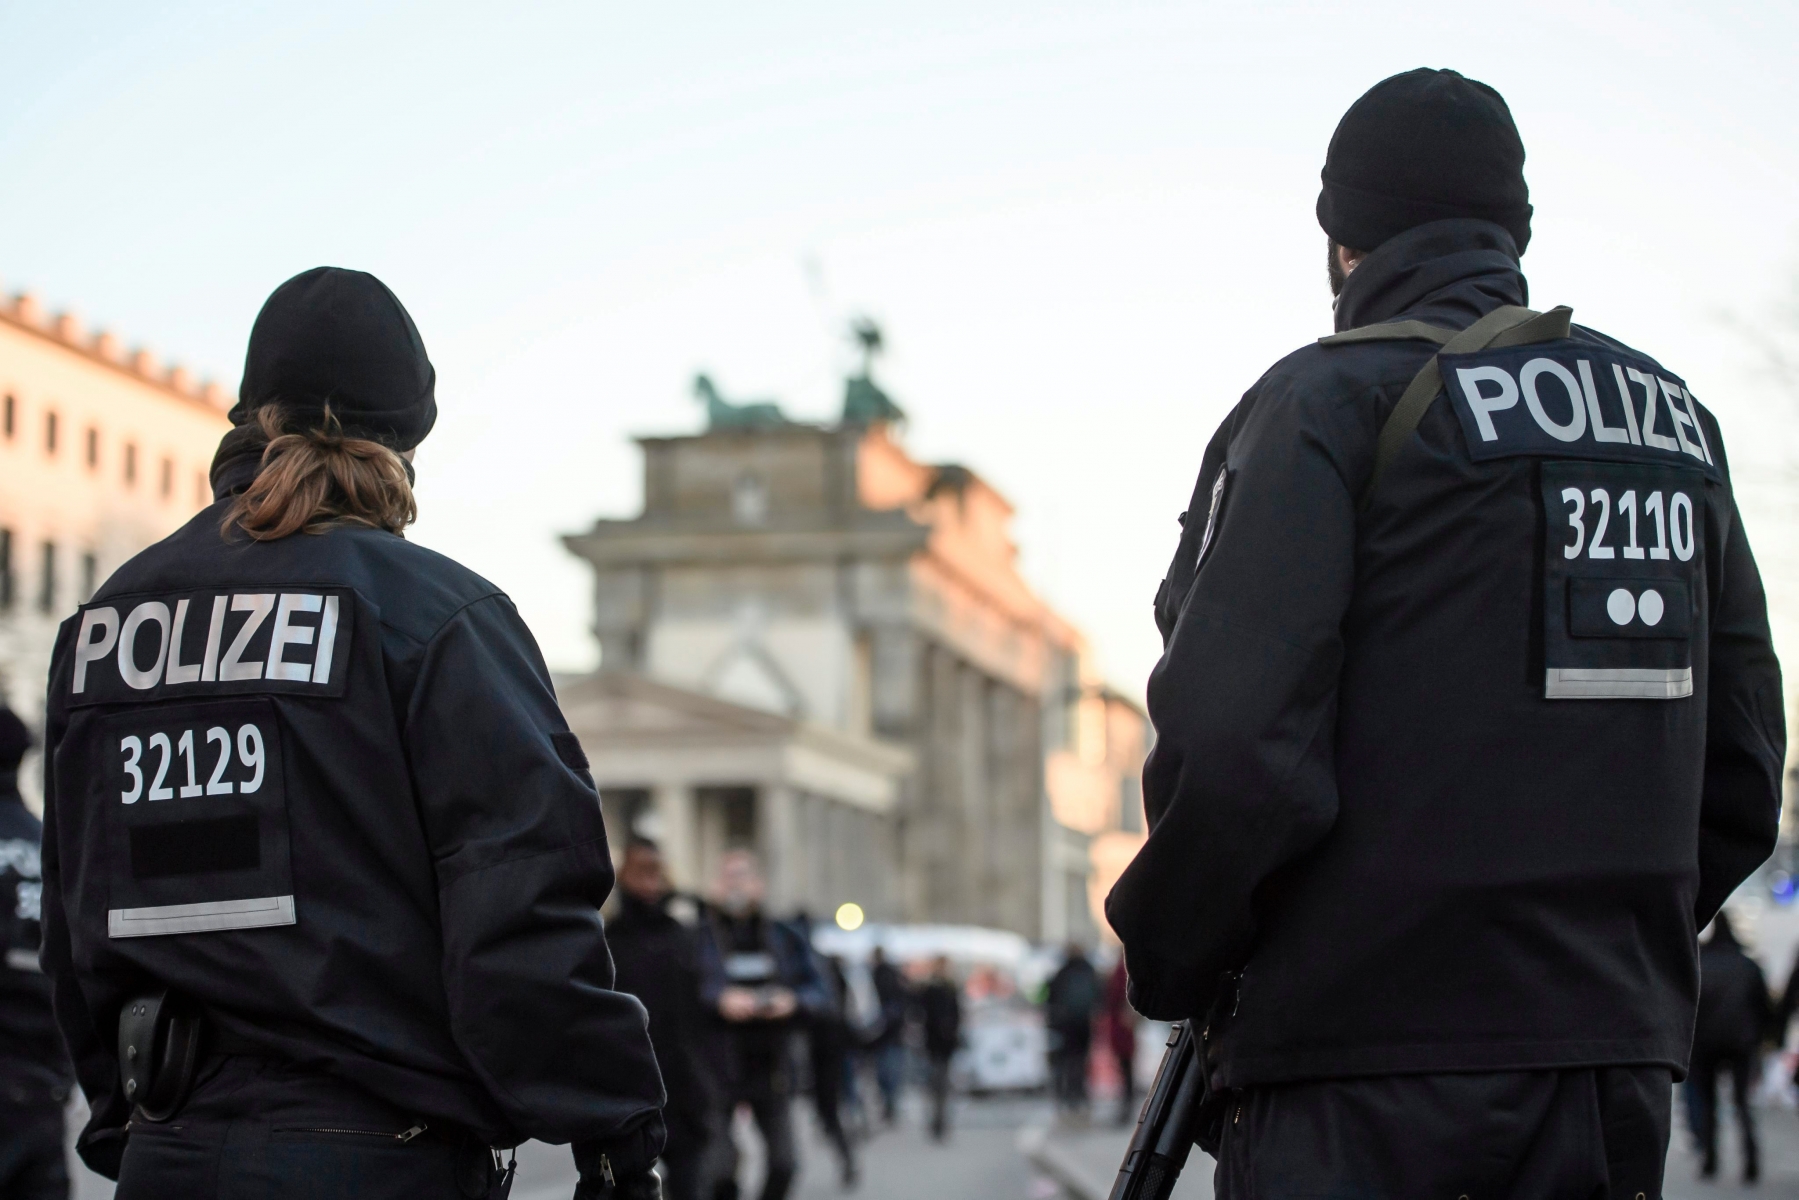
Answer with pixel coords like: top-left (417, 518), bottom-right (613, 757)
top-left (130, 815), bottom-right (261, 879)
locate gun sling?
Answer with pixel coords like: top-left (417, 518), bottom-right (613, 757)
top-left (1319, 304), bottom-right (1574, 506)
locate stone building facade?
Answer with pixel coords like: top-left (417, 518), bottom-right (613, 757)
top-left (563, 392), bottom-right (1148, 942)
top-left (557, 671), bottom-right (913, 922)
top-left (0, 288), bottom-right (231, 805)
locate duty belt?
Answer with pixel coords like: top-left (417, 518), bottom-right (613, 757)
top-left (118, 989), bottom-right (204, 1122)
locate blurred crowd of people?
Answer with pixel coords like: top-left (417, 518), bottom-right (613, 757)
top-left (607, 837), bottom-right (978, 1200)
top-left (1042, 942), bottom-right (1141, 1128)
top-left (606, 835), bottom-right (1146, 1200)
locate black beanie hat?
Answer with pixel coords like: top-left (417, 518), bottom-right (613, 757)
top-left (1317, 68), bottom-right (1531, 255)
top-left (0, 705), bottom-right (33, 771)
top-left (233, 267), bottom-right (437, 451)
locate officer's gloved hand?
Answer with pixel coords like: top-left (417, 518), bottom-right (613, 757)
top-left (76, 1125), bottom-right (128, 1182)
top-left (571, 1166), bottom-right (661, 1200)
top-left (572, 1130), bottom-right (665, 1200)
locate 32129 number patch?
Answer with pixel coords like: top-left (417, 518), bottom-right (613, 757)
top-left (102, 698), bottom-right (296, 937)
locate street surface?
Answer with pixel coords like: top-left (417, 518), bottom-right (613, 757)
top-left (66, 1088), bottom-right (1799, 1198)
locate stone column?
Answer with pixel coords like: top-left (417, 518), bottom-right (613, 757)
top-left (959, 664), bottom-right (991, 925)
top-left (988, 684), bottom-right (1025, 931)
top-left (870, 625), bottom-right (921, 738)
top-left (759, 781), bottom-right (799, 914)
top-left (652, 781), bottom-right (700, 894)
top-left (925, 645), bottom-right (966, 923)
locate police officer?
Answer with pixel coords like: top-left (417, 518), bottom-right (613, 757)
top-left (1106, 69), bottom-right (1784, 1196)
top-left (1, 704), bottom-right (72, 1200)
top-left (38, 268), bottom-right (667, 1199)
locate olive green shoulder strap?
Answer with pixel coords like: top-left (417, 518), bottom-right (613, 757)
top-left (1318, 305), bottom-right (1574, 507)
top-left (1317, 319), bottom-right (1456, 347)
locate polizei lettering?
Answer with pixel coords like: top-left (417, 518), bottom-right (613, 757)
top-left (66, 587), bottom-right (353, 706)
top-left (1440, 344), bottom-right (1722, 480)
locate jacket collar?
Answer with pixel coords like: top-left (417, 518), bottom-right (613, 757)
top-left (1333, 218), bottom-right (1528, 333)
top-left (209, 424), bottom-right (267, 501)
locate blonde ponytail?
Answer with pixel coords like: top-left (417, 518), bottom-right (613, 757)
top-left (223, 406), bottom-right (417, 541)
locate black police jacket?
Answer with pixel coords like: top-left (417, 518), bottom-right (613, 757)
top-left (39, 467), bottom-right (666, 1173)
top-left (607, 892), bottom-right (720, 1142)
top-left (1105, 219), bottom-right (1784, 1087)
top-left (1, 780), bottom-right (73, 1103)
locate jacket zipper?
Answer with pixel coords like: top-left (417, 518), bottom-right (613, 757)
top-left (275, 1123), bottom-right (428, 1143)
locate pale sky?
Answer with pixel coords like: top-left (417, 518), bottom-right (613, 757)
top-left (4, 1), bottom-right (1798, 714)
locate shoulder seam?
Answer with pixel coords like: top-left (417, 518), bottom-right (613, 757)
top-left (398, 589), bottom-right (510, 648)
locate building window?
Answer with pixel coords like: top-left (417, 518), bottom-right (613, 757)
top-left (160, 457), bottom-right (173, 499)
top-left (38, 541), bottom-right (55, 613)
top-left (1119, 775), bottom-right (1144, 834)
top-left (2, 394), bottom-right (13, 439)
top-left (1066, 870), bottom-right (1092, 940)
top-left (0, 529), bottom-right (12, 609)
top-left (86, 426), bottom-right (99, 469)
top-left (45, 411), bottom-right (58, 455)
top-left (732, 471), bottom-right (769, 525)
top-left (81, 552), bottom-right (98, 602)
top-left (124, 443), bottom-right (137, 486)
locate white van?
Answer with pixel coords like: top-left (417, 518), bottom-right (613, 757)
top-left (811, 923), bottom-right (1052, 1093)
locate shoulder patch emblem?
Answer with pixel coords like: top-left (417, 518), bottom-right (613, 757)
top-left (1441, 345), bottom-right (1720, 479)
top-left (65, 587), bottom-right (354, 707)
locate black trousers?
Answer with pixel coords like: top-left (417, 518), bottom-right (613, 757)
top-left (710, 1068), bottom-right (796, 1200)
top-left (1114, 1044), bottom-right (1137, 1125)
top-left (807, 1032), bottom-right (854, 1176)
top-left (1050, 1026), bottom-right (1091, 1112)
top-left (114, 1056), bottom-right (506, 1200)
top-left (924, 1053), bottom-right (953, 1140)
top-left (660, 1118), bottom-right (713, 1200)
top-left (1215, 1066), bottom-right (1672, 1200)
top-left (1689, 1047), bottom-right (1757, 1176)
top-left (0, 1102), bottom-right (68, 1200)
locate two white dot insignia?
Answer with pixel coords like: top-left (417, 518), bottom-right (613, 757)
top-left (1606, 587), bottom-right (1664, 628)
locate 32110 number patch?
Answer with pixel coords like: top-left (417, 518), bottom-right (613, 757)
top-left (1540, 460), bottom-right (1705, 699)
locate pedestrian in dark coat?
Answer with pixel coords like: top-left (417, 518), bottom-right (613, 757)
top-left (915, 956), bottom-right (961, 1141)
top-left (1045, 945), bottom-right (1099, 1119)
top-left (0, 705), bottom-right (72, 1200)
top-left (1773, 950), bottom-right (1799, 1101)
top-left (695, 851), bottom-right (829, 1200)
top-left (806, 952), bottom-right (858, 1185)
top-left (1692, 914), bottom-right (1770, 1183)
top-left (608, 837), bottom-right (721, 1200)
top-left (866, 947), bottom-right (910, 1124)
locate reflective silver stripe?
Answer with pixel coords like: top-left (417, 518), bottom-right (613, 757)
top-left (108, 895), bottom-right (296, 938)
top-left (4, 947), bottom-right (41, 973)
top-left (1545, 667), bottom-right (1693, 700)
